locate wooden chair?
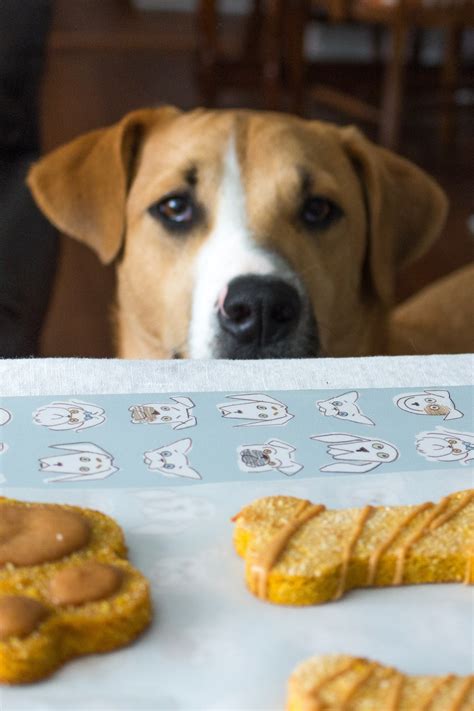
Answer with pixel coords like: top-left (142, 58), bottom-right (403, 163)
top-left (285, 0), bottom-right (474, 149)
top-left (196, 0), bottom-right (287, 108)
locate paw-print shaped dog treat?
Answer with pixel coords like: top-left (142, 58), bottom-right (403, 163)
top-left (232, 489), bottom-right (473, 605)
top-left (288, 655), bottom-right (473, 710)
top-left (0, 497), bottom-right (151, 683)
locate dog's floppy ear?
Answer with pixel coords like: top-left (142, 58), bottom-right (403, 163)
top-left (27, 107), bottom-right (179, 264)
top-left (339, 126), bottom-right (448, 305)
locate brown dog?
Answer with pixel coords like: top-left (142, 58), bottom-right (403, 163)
top-left (28, 108), bottom-right (447, 360)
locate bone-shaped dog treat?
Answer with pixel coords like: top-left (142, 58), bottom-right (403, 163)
top-left (287, 655), bottom-right (473, 711)
top-left (233, 489), bottom-right (473, 605)
top-left (0, 496), bottom-right (151, 684)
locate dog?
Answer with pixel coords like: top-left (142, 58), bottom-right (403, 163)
top-left (33, 400), bottom-right (106, 431)
top-left (144, 438), bottom-right (201, 480)
top-left (129, 397), bottom-right (196, 429)
top-left (415, 427), bottom-right (474, 466)
top-left (217, 393), bottom-right (293, 426)
top-left (27, 107), bottom-right (447, 360)
top-left (394, 390), bottom-right (464, 421)
top-left (316, 391), bottom-right (374, 426)
top-left (311, 433), bottom-right (399, 474)
top-left (38, 443), bottom-right (119, 483)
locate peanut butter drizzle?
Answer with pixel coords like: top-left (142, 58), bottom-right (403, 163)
top-left (306, 659), bottom-right (358, 703)
top-left (366, 503), bottom-right (432, 586)
top-left (249, 501), bottom-right (326, 600)
top-left (393, 496), bottom-right (451, 585)
top-left (418, 675), bottom-right (455, 710)
top-left (49, 563), bottom-right (123, 606)
top-left (447, 677), bottom-right (473, 711)
top-left (387, 671), bottom-right (404, 710)
top-left (334, 505), bottom-right (373, 600)
top-left (339, 662), bottom-right (376, 708)
top-left (0, 595), bottom-right (48, 640)
top-left (0, 505), bottom-right (91, 566)
top-left (430, 491), bottom-right (473, 531)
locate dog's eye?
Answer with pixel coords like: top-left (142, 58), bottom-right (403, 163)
top-left (300, 196), bottom-right (341, 230)
top-left (148, 192), bottom-right (197, 233)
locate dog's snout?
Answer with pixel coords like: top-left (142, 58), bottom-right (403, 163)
top-left (217, 275), bottom-right (301, 347)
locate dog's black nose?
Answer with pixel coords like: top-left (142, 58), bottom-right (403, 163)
top-left (218, 275), bottom-right (301, 346)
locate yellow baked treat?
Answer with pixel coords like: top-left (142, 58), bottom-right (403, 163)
top-left (0, 496), bottom-right (151, 684)
top-left (287, 654), bottom-right (473, 710)
top-left (232, 489), bottom-right (473, 605)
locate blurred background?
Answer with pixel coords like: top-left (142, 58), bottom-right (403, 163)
top-left (1, 0), bottom-right (473, 358)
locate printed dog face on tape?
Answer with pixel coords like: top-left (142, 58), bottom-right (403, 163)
top-left (395, 390), bottom-right (463, 421)
top-left (316, 391), bottom-right (374, 425)
top-left (33, 400), bottom-right (106, 431)
top-left (238, 439), bottom-right (303, 476)
top-left (0, 408), bottom-right (11, 427)
top-left (311, 433), bottom-right (399, 473)
top-left (39, 443), bottom-right (118, 483)
top-left (415, 427), bottom-right (474, 465)
top-left (144, 438), bottom-right (201, 480)
top-left (129, 396), bottom-right (196, 429)
top-left (218, 394), bottom-right (293, 426)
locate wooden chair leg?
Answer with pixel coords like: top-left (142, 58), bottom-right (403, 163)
top-left (379, 23), bottom-right (409, 150)
top-left (440, 25), bottom-right (461, 147)
top-left (411, 27), bottom-right (423, 68)
top-left (286, 0), bottom-right (309, 115)
top-left (261, 0), bottom-right (284, 109)
top-left (371, 24), bottom-right (384, 64)
top-left (196, 0), bottom-right (218, 106)
top-left (244, 0), bottom-right (264, 61)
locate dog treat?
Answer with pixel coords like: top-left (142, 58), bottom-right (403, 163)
top-left (0, 496), bottom-right (151, 684)
top-left (232, 489), bottom-right (473, 605)
top-left (287, 654), bottom-right (473, 710)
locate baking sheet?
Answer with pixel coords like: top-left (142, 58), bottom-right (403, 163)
top-left (0, 356), bottom-right (473, 710)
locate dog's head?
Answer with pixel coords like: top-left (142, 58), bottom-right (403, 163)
top-left (28, 108), bottom-right (447, 359)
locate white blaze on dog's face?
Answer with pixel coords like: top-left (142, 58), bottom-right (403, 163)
top-left (188, 136), bottom-right (306, 358)
top-left (144, 438), bottom-right (201, 480)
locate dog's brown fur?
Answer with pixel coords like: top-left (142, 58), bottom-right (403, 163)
top-left (28, 108), bottom-right (448, 359)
